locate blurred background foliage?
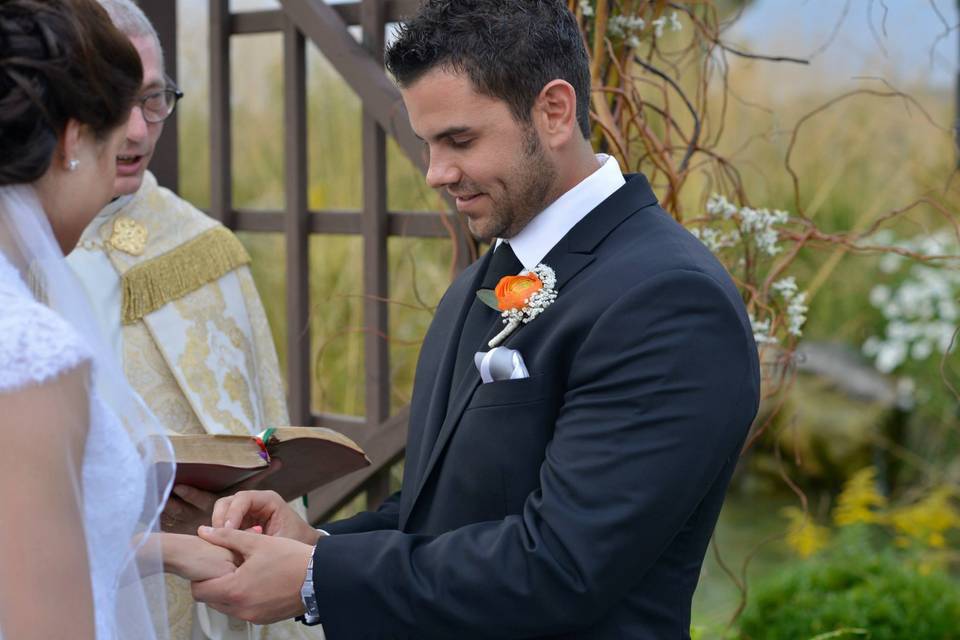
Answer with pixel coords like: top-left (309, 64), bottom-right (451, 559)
top-left (175, 0), bottom-right (959, 636)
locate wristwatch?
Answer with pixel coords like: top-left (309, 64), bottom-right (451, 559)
top-left (295, 550), bottom-right (321, 626)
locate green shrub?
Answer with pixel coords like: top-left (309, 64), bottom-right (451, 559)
top-left (737, 530), bottom-right (960, 640)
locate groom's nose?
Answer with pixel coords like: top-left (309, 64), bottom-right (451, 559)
top-left (425, 150), bottom-right (461, 189)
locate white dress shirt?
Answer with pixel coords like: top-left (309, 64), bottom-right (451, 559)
top-left (500, 154), bottom-right (625, 270)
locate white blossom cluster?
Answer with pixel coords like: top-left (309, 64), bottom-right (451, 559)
top-left (740, 207), bottom-right (789, 256)
top-left (608, 16), bottom-right (647, 49)
top-left (748, 277), bottom-right (809, 346)
top-left (578, 2), bottom-right (681, 49)
top-left (749, 313), bottom-right (778, 346)
top-left (688, 226), bottom-right (738, 252)
top-left (698, 194), bottom-right (790, 257)
top-left (862, 229), bottom-right (960, 373)
top-left (650, 11), bottom-right (682, 38)
top-left (774, 276), bottom-right (809, 337)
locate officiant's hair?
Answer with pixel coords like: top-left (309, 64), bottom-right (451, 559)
top-left (385, 0), bottom-right (591, 139)
top-left (0, 0), bottom-right (142, 185)
top-left (97, 0), bottom-right (165, 74)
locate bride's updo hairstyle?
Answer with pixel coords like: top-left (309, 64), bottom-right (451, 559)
top-left (0, 0), bottom-right (142, 185)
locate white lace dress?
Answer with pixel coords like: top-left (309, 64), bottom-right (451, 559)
top-left (0, 250), bottom-right (147, 640)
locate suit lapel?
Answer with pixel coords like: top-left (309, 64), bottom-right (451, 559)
top-left (406, 174), bottom-right (659, 519)
top-left (406, 250), bottom-right (493, 503)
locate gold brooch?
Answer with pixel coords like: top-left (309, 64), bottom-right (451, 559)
top-left (109, 217), bottom-right (148, 256)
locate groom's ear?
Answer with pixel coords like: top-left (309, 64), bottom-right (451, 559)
top-left (533, 79), bottom-right (579, 151)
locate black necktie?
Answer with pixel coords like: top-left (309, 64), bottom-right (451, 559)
top-left (448, 243), bottom-right (524, 402)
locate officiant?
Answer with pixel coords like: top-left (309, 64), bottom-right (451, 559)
top-left (65, 2), bottom-right (319, 639)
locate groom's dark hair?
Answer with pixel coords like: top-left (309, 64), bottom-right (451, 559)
top-left (385, 0), bottom-right (592, 139)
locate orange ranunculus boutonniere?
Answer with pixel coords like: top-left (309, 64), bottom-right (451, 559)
top-left (495, 273), bottom-right (543, 311)
top-left (476, 263), bottom-right (558, 348)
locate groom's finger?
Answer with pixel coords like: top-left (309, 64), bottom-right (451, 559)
top-left (211, 495), bottom-right (234, 528)
top-left (221, 490), bottom-right (278, 530)
top-left (197, 525), bottom-right (259, 557)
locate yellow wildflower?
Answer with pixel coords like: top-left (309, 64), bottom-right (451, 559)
top-left (887, 485), bottom-right (960, 550)
top-left (782, 506), bottom-right (831, 558)
top-left (833, 467), bottom-right (887, 527)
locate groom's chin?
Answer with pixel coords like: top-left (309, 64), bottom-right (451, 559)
top-left (466, 217), bottom-right (510, 246)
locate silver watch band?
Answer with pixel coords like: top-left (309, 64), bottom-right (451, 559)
top-left (296, 549), bottom-right (321, 626)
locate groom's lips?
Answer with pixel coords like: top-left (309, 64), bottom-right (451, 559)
top-left (452, 192), bottom-right (485, 213)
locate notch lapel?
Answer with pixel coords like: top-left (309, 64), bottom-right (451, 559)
top-left (403, 250), bottom-right (493, 517)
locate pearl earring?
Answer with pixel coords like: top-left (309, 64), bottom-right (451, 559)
top-left (67, 159), bottom-right (79, 172)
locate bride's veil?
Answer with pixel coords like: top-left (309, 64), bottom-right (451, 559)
top-left (0, 184), bottom-right (174, 639)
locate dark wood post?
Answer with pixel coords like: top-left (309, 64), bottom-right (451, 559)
top-left (283, 19), bottom-right (312, 428)
top-left (209, 0), bottom-right (234, 227)
top-left (956, 0), bottom-right (960, 164)
top-left (362, 0), bottom-right (392, 509)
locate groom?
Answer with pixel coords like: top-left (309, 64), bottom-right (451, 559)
top-left (193, 1), bottom-right (760, 637)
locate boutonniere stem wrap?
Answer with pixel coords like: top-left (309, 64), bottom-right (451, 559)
top-left (477, 263), bottom-right (557, 348)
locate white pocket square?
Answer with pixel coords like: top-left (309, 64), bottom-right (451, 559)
top-left (474, 347), bottom-right (529, 383)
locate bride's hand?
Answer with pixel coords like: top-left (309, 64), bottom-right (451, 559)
top-left (162, 533), bottom-right (241, 581)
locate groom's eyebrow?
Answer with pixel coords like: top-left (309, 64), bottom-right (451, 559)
top-left (416, 126), bottom-right (472, 143)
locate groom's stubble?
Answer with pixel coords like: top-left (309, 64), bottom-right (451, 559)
top-left (466, 125), bottom-right (559, 242)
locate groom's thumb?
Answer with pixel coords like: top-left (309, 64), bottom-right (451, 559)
top-left (198, 525), bottom-right (257, 557)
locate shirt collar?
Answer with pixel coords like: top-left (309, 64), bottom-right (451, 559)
top-left (500, 154), bottom-right (625, 270)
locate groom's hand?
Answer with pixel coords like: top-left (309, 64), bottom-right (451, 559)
top-left (212, 490), bottom-right (320, 545)
top-left (192, 526), bottom-right (312, 624)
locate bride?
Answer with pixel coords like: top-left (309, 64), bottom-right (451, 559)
top-left (0, 1), bottom-right (236, 638)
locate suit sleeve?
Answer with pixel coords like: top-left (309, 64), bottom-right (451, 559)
top-left (311, 269), bottom-right (759, 638)
top-left (319, 491), bottom-right (401, 535)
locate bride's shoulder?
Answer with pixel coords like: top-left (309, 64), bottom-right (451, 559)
top-left (0, 253), bottom-right (92, 393)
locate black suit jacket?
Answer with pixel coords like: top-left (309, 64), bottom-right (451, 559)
top-left (315, 174), bottom-right (761, 639)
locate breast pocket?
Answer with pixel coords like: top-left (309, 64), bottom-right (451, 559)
top-left (468, 374), bottom-right (547, 410)
top-left (456, 374), bottom-right (555, 515)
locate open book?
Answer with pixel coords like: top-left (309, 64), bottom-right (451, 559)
top-left (159, 427), bottom-right (369, 501)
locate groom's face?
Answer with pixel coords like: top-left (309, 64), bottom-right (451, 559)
top-left (402, 68), bottom-right (557, 242)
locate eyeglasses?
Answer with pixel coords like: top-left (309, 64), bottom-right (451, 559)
top-left (135, 79), bottom-right (184, 124)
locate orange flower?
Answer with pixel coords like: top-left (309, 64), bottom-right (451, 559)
top-left (495, 273), bottom-right (543, 311)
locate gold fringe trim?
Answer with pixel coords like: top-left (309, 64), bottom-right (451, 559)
top-left (121, 226), bottom-right (250, 325)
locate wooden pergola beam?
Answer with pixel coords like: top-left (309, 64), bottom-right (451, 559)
top-left (278, 0), bottom-right (426, 172)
